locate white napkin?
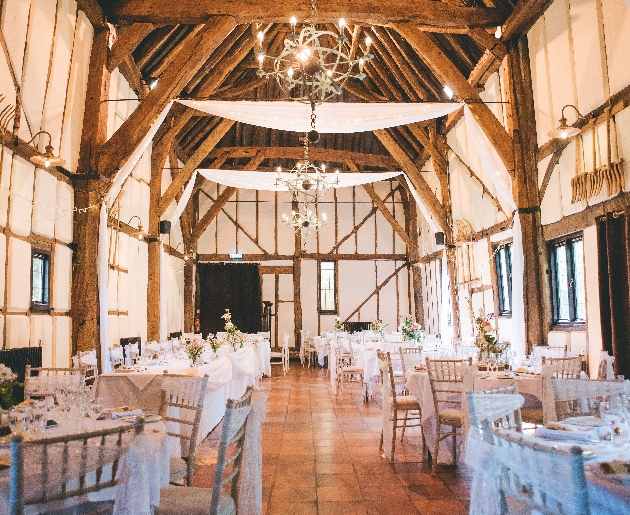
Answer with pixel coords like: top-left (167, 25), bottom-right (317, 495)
top-left (536, 425), bottom-right (598, 442)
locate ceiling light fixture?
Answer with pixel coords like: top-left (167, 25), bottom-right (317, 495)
top-left (547, 104), bottom-right (583, 139)
top-left (255, 0), bottom-right (373, 105)
top-left (26, 131), bottom-right (66, 169)
top-left (283, 204), bottom-right (327, 240)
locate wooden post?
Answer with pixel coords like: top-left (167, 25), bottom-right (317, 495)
top-left (183, 257), bottom-right (195, 332)
top-left (72, 28), bottom-right (111, 359)
top-left (504, 35), bottom-right (549, 352)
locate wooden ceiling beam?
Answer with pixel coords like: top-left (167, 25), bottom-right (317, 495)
top-left (406, 124), bottom-right (449, 172)
top-left (203, 146), bottom-right (398, 169)
top-left (394, 24), bottom-right (514, 172)
top-left (112, 1), bottom-right (509, 30)
top-left (118, 53), bottom-right (145, 97)
top-left (160, 118), bottom-right (235, 216)
top-left (97, 17), bottom-right (237, 179)
top-left (107, 23), bottom-right (154, 72)
top-left (374, 129), bottom-right (446, 229)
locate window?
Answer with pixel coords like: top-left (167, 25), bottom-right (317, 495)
top-left (31, 251), bottom-right (50, 311)
top-left (318, 261), bottom-right (337, 314)
top-left (550, 235), bottom-right (586, 325)
top-left (494, 243), bottom-right (513, 316)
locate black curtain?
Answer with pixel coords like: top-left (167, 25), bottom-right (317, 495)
top-left (597, 209), bottom-right (630, 377)
top-left (198, 263), bottom-right (262, 338)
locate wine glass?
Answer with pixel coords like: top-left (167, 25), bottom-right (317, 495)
top-left (31, 402), bottom-right (46, 436)
top-left (600, 401), bottom-right (620, 446)
top-left (90, 396), bottom-right (104, 420)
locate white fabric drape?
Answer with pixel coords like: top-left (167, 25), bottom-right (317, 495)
top-left (159, 245), bottom-right (168, 341)
top-left (177, 100), bottom-right (462, 133)
top-left (463, 105), bottom-right (525, 357)
top-left (98, 202), bottom-right (113, 373)
top-left (440, 251), bottom-right (453, 345)
top-left (170, 170), bottom-right (197, 225)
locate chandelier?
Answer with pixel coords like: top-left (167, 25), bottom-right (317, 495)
top-left (282, 203), bottom-right (327, 239)
top-left (255, 0), bottom-right (373, 105)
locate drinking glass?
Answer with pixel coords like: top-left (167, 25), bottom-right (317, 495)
top-left (600, 401), bottom-right (620, 446)
top-left (7, 408), bottom-right (21, 435)
top-left (90, 396), bottom-right (104, 419)
top-left (31, 402), bottom-right (46, 436)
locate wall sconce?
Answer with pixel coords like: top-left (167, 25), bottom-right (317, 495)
top-left (27, 131), bottom-right (66, 169)
top-left (175, 242), bottom-right (193, 261)
top-left (127, 215), bottom-right (147, 240)
top-left (547, 105), bottom-right (584, 139)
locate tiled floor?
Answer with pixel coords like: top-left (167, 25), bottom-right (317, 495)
top-left (195, 364), bottom-right (472, 515)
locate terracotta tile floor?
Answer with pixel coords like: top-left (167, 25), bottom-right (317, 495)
top-left (194, 364), bottom-right (472, 515)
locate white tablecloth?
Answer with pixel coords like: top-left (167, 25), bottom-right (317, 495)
top-left (405, 370), bottom-right (543, 464)
top-left (97, 347), bottom-right (257, 440)
top-left (0, 416), bottom-right (168, 515)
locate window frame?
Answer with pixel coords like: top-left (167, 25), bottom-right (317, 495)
top-left (494, 242), bottom-right (513, 317)
top-left (31, 249), bottom-right (51, 312)
top-left (317, 260), bottom-right (338, 315)
top-left (549, 233), bottom-right (586, 328)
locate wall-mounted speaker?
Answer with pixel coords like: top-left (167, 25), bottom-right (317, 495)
top-left (159, 220), bottom-right (171, 234)
top-left (435, 232), bottom-right (445, 246)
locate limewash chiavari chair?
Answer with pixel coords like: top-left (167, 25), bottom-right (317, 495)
top-left (24, 366), bottom-right (84, 400)
top-left (300, 329), bottom-right (316, 368)
top-left (155, 387), bottom-right (253, 515)
top-left (335, 346), bottom-right (363, 396)
top-left (467, 383), bottom-right (524, 432)
top-left (541, 355), bottom-right (583, 379)
top-left (9, 417), bottom-right (145, 515)
top-left (425, 357), bottom-right (473, 474)
top-left (533, 345), bottom-right (567, 359)
top-left (378, 351), bottom-right (424, 462)
top-left (160, 372), bottom-right (210, 486)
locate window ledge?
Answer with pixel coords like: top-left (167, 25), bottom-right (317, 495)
top-left (550, 324), bottom-right (586, 332)
top-left (498, 314), bottom-right (512, 319)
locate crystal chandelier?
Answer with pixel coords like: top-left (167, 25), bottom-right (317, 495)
top-left (255, 0), bottom-right (373, 105)
top-left (282, 203), bottom-right (327, 239)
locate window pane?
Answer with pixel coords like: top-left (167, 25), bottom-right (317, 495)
top-left (32, 255), bottom-right (44, 303)
top-left (499, 248), bottom-right (510, 312)
top-left (320, 262), bottom-right (335, 311)
top-left (555, 245), bottom-right (570, 321)
top-left (572, 239), bottom-right (586, 320)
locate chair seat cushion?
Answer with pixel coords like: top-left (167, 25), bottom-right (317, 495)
top-left (170, 455), bottom-right (187, 483)
top-left (438, 408), bottom-right (464, 425)
top-left (155, 486), bottom-right (235, 515)
top-left (342, 366), bottom-right (364, 374)
top-left (42, 500), bottom-right (115, 515)
top-left (395, 395), bottom-right (421, 410)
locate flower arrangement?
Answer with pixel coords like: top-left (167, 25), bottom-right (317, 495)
top-left (0, 364), bottom-right (19, 409)
top-left (371, 319), bottom-right (387, 334)
top-left (184, 340), bottom-right (206, 366)
top-left (222, 309), bottom-right (245, 350)
top-left (334, 316), bottom-right (343, 331)
top-left (399, 314), bottom-right (425, 344)
top-left (468, 300), bottom-right (508, 356)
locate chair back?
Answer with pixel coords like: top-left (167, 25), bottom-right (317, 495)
top-left (399, 347), bottom-right (423, 375)
top-left (533, 345), bottom-right (567, 359)
top-left (160, 373), bottom-right (210, 485)
top-left (425, 358), bottom-right (472, 415)
top-left (210, 387), bottom-right (253, 515)
top-left (481, 424), bottom-right (590, 515)
top-left (467, 384), bottom-right (524, 431)
top-left (454, 345), bottom-right (479, 360)
top-left (543, 373), bottom-right (627, 422)
top-left (24, 366), bottom-right (84, 399)
top-left (9, 417), bottom-right (144, 515)
top-left (541, 355), bottom-right (582, 379)
top-left (377, 351), bottom-right (397, 404)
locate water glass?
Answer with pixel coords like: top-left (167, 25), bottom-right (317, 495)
top-left (31, 402), bottom-right (47, 436)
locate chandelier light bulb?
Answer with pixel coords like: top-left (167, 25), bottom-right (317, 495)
top-left (359, 58), bottom-right (365, 71)
top-left (257, 31), bottom-right (264, 43)
top-left (290, 16), bottom-right (297, 27)
top-left (323, 213), bottom-right (327, 221)
top-left (326, 69), bottom-right (332, 77)
top-left (339, 18), bottom-right (346, 28)
top-left (287, 67), bottom-right (294, 78)
top-left (365, 36), bottom-right (372, 49)
top-left (257, 53), bottom-right (264, 64)
top-left (44, 159), bottom-right (50, 168)
top-left (321, 164), bottom-right (326, 172)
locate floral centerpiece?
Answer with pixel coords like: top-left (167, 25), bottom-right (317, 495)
top-left (334, 316), bottom-right (343, 331)
top-left (222, 309), bottom-right (245, 350)
top-left (184, 340), bottom-right (206, 367)
top-left (399, 314), bottom-right (425, 345)
top-left (0, 364), bottom-right (20, 409)
top-left (206, 334), bottom-right (225, 356)
top-left (469, 301), bottom-right (508, 359)
top-left (371, 319), bottom-right (387, 336)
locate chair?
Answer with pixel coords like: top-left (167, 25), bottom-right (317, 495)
top-left (270, 334), bottom-right (289, 375)
top-left (425, 357), bottom-right (473, 474)
top-left (160, 372), bottom-right (210, 486)
top-left (300, 330), bottom-right (316, 368)
top-left (543, 373), bottom-right (627, 423)
top-left (334, 346), bottom-right (363, 395)
top-left (474, 424), bottom-right (590, 515)
top-left (467, 383), bottom-right (524, 432)
top-left (454, 345), bottom-right (479, 360)
top-left (24, 366), bottom-right (84, 399)
top-left (73, 349), bottom-right (98, 384)
top-left (533, 345), bottom-right (567, 359)
top-left (541, 355), bottom-right (582, 379)
top-left (9, 417), bottom-right (145, 515)
top-left (598, 351), bottom-right (615, 380)
top-left (399, 347), bottom-right (423, 376)
top-left (155, 387), bottom-right (253, 515)
top-left (378, 351), bottom-right (424, 462)
top-left (110, 346), bottom-right (125, 368)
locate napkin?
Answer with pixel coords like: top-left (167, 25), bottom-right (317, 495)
top-left (110, 407), bottom-right (143, 419)
top-left (413, 365), bottom-right (426, 371)
top-left (536, 424), bottom-right (598, 443)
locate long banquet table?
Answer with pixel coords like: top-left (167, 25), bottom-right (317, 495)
top-left (96, 346), bottom-right (257, 441)
top-left (0, 416), bottom-right (169, 515)
top-left (406, 369), bottom-right (543, 464)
